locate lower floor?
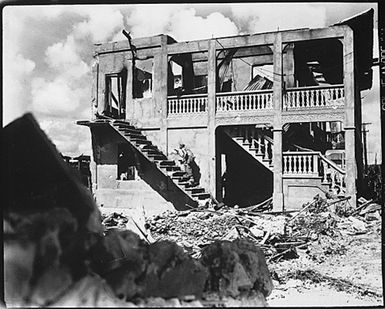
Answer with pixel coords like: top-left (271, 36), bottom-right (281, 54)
top-left (84, 119), bottom-right (362, 212)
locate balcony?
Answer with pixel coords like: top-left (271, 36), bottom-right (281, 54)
top-left (167, 93), bottom-right (207, 116)
top-left (283, 85), bottom-right (344, 110)
top-left (216, 89), bottom-right (273, 112)
top-left (166, 85), bottom-right (344, 118)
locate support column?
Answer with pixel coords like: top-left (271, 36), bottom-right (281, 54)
top-left (343, 27), bottom-right (357, 207)
top-left (91, 55), bottom-right (99, 120)
top-left (272, 32), bottom-right (284, 211)
top-left (155, 35), bottom-right (169, 154)
top-left (207, 39), bottom-right (217, 198)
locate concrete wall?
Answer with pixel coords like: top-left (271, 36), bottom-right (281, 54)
top-left (95, 180), bottom-right (174, 217)
top-left (283, 177), bottom-right (328, 210)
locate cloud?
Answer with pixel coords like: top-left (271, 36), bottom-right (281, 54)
top-left (126, 6), bottom-right (239, 41)
top-left (45, 35), bottom-right (89, 80)
top-left (231, 3), bottom-right (326, 33)
top-left (3, 7), bottom-right (36, 126)
top-left (168, 9), bottom-right (239, 41)
top-left (39, 117), bottom-right (92, 156)
top-left (31, 77), bottom-right (84, 115)
top-left (73, 6), bottom-right (124, 42)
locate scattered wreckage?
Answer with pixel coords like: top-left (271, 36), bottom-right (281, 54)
top-left (3, 114), bottom-right (382, 307)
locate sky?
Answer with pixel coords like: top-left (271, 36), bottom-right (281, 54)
top-left (2, 2), bottom-right (381, 163)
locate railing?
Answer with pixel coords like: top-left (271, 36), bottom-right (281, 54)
top-left (251, 136), bottom-right (273, 164)
top-left (216, 90), bottom-right (273, 112)
top-left (283, 85), bottom-right (344, 110)
top-left (283, 149), bottom-right (346, 193)
top-left (319, 153), bottom-right (346, 193)
top-left (283, 151), bottom-right (319, 176)
top-left (167, 94), bottom-right (207, 115)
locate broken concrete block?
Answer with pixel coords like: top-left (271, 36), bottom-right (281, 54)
top-left (3, 113), bottom-right (102, 234)
top-left (143, 240), bottom-right (209, 299)
top-left (201, 239), bottom-right (273, 298)
top-left (3, 114), bottom-right (104, 306)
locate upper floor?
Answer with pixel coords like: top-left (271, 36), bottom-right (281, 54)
top-left (90, 9), bottom-right (373, 129)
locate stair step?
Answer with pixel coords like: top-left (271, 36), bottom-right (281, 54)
top-left (192, 192), bottom-right (211, 200)
top-left (160, 165), bottom-right (180, 171)
top-left (159, 160), bottom-right (176, 166)
top-left (114, 124), bottom-right (137, 130)
top-left (185, 187), bottom-right (205, 194)
top-left (148, 154), bottom-right (167, 161)
top-left (118, 127), bottom-right (142, 134)
top-left (178, 176), bottom-right (191, 183)
top-left (132, 139), bottom-right (151, 145)
top-left (123, 133), bottom-right (146, 139)
top-left (141, 148), bottom-right (160, 154)
top-left (112, 120), bottom-right (131, 125)
top-left (172, 171), bottom-right (187, 177)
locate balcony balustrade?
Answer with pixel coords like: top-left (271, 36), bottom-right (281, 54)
top-left (283, 85), bottom-right (344, 110)
top-left (167, 94), bottom-right (207, 115)
top-left (216, 90), bottom-right (273, 112)
top-left (166, 85), bottom-right (345, 117)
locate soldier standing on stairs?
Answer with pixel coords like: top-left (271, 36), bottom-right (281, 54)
top-left (175, 143), bottom-right (197, 186)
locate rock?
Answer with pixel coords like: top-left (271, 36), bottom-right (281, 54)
top-left (3, 114), bottom-right (104, 306)
top-left (249, 226), bottom-right (265, 238)
top-left (347, 216), bottom-right (367, 233)
top-left (143, 241), bottom-right (208, 299)
top-left (201, 239), bottom-right (273, 298)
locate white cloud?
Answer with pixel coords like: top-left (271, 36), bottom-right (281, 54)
top-left (2, 7), bottom-right (36, 126)
top-left (231, 3), bottom-right (326, 33)
top-left (73, 6), bottom-right (124, 42)
top-left (45, 35), bottom-right (89, 80)
top-left (39, 117), bottom-right (92, 156)
top-left (126, 6), bottom-right (239, 41)
top-left (168, 9), bottom-right (239, 41)
top-left (127, 5), bottom-right (178, 38)
top-left (31, 78), bottom-right (83, 115)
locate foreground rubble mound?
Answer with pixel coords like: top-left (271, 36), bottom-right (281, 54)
top-left (3, 114), bottom-right (272, 307)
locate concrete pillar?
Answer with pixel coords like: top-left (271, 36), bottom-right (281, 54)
top-left (154, 35), bottom-right (169, 154)
top-left (91, 55), bottom-right (99, 120)
top-left (343, 27), bottom-right (357, 207)
top-left (272, 32), bottom-right (284, 211)
top-left (207, 39), bottom-right (217, 198)
top-left (126, 59), bottom-right (134, 122)
top-left (283, 43), bottom-right (295, 88)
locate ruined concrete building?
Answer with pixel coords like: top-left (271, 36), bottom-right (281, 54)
top-left (78, 10), bottom-right (374, 212)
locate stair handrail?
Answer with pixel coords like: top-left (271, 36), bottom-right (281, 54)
top-left (319, 153), bottom-right (346, 175)
top-left (292, 144), bottom-right (345, 175)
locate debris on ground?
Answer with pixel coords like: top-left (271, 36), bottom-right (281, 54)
top-left (3, 114), bottom-right (271, 307)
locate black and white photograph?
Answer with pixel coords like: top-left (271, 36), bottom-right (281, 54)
top-left (3, 2), bottom-right (383, 307)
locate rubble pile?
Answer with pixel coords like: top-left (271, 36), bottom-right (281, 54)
top-left (145, 194), bottom-right (381, 266)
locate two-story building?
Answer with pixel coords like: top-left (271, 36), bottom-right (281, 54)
top-left (78, 9), bottom-right (373, 214)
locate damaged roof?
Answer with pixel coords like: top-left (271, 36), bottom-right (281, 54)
top-left (334, 8), bottom-right (374, 91)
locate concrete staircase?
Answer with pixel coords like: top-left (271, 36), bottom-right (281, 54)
top-left (225, 131), bottom-right (274, 172)
top-left (110, 120), bottom-right (211, 204)
top-left (225, 129), bottom-right (346, 197)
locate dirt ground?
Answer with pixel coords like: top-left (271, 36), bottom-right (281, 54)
top-left (268, 222), bottom-right (383, 306)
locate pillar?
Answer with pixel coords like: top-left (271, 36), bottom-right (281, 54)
top-left (91, 55), bottom-right (99, 120)
top-left (272, 32), bottom-right (284, 211)
top-left (343, 27), bottom-right (357, 207)
top-left (155, 35), bottom-right (169, 154)
top-left (207, 39), bottom-right (217, 198)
